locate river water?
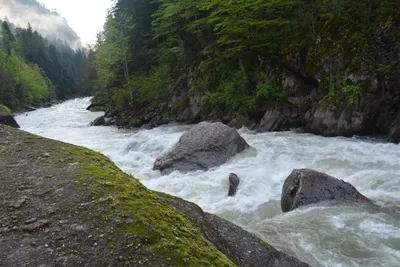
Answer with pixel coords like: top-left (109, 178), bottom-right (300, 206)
top-left (15, 98), bottom-right (400, 266)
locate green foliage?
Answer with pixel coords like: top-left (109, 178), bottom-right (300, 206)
top-left (206, 70), bottom-right (249, 112)
top-left (7, 50), bottom-right (50, 103)
top-left (0, 104), bottom-right (12, 116)
top-left (130, 64), bottom-right (171, 107)
top-left (341, 85), bottom-right (362, 104)
top-left (324, 76), bottom-right (362, 105)
top-left (92, 0), bottom-right (398, 115)
top-left (204, 70), bottom-right (285, 113)
top-left (112, 87), bottom-right (131, 112)
top-left (250, 75), bottom-right (286, 108)
top-left (0, 18), bottom-right (95, 109)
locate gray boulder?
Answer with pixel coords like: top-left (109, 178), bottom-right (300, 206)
top-left (228, 173), bottom-right (240, 197)
top-left (258, 105), bottom-right (303, 133)
top-left (281, 169), bottom-right (375, 212)
top-left (305, 103), bottom-right (376, 137)
top-left (90, 116), bottom-right (106, 126)
top-left (0, 105), bottom-right (20, 128)
top-left (154, 122), bottom-right (249, 175)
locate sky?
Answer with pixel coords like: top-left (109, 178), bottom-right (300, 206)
top-left (39, 0), bottom-right (113, 45)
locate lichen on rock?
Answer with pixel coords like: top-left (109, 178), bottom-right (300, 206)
top-left (0, 125), bottom-right (307, 267)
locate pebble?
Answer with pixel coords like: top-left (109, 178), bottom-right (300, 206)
top-left (9, 196), bottom-right (28, 209)
top-left (26, 218), bottom-right (37, 224)
top-left (22, 220), bottom-right (50, 232)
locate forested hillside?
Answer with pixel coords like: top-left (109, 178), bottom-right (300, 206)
top-left (88, 1), bottom-right (399, 142)
top-left (0, 20), bottom-right (96, 110)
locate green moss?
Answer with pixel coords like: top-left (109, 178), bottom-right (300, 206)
top-left (59, 144), bottom-right (236, 266)
top-left (0, 105), bottom-right (12, 116)
top-left (107, 242), bottom-right (117, 249)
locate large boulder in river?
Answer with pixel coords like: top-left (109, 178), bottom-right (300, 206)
top-left (0, 105), bottom-right (20, 128)
top-left (154, 122), bottom-right (249, 175)
top-left (281, 169), bottom-right (375, 212)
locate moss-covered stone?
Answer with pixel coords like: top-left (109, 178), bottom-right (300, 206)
top-left (0, 104), bottom-right (12, 116)
top-left (0, 104), bottom-right (20, 128)
top-left (65, 145), bottom-right (234, 266)
top-left (0, 125), bottom-right (308, 267)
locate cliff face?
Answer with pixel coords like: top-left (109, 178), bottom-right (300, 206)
top-left (0, 125), bottom-right (307, 266)
top-left (97, 7), bottom-right (399, 143)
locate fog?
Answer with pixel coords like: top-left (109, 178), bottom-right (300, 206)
top-left (0, 0), bottom-right (81, 47)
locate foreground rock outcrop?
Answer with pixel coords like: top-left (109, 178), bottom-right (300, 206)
top-left (0, 105), bottom-right (20, 128)
top-left (0, 125), bottom-right (307, 267)
top-left (281, 169), bottom-right (375, 212)
top-left (154, 122), bottom-right (250, 175)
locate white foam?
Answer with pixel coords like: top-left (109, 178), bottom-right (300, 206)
top-left (15, 97), bottom-right (400, 267)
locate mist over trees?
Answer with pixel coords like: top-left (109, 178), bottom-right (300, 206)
top-left (0, 20), bottom-right (96, 110)
top-left (0, 0), bottom-right (81, 47)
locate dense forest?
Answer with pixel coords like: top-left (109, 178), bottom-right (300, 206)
top-left (0, 20), bottom-right (95, 110)
top-left (91, 0), bottom-right (399, 128)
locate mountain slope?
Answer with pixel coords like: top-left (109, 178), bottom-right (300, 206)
top-left (0, 0), bottom-right (80, 46)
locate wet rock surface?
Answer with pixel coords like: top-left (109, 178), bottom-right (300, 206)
top-left (90, 116), bottom-right (106, 126)
top-left (159, 192), bottom-right (309, 267)
top-left (154, 122), bottom-right (250, 175)
top-left (228, 173), bottom-right (240, 197)
top-left (281, 169), bottom-right (375, 212)
top-left (0, 125), bottom-right (307, 267)
top-left (0, 105), bottom-right (20, 128)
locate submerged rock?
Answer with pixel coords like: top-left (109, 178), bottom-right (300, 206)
top-left (154, 122), bottom-right (249, 175)
top-left (228, 173), bottom-right (240, 197)
top-left (0, 105), bottom-right (20, 128)
top-left (281, 169), bottom-right (375, 212)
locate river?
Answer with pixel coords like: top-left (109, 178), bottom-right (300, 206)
top-left (15, 97), bottom-right (400, 267)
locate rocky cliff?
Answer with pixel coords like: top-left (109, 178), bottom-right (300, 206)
top-left (93, 7), bottom-right (399, 144)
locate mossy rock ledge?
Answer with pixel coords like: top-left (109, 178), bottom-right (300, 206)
top-left (0, 104), bottom-right (20, 128)
top-left (0, 125), bottom-right (308, 267)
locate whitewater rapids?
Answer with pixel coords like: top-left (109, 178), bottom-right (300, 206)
top-left (16, 98), bottom-right (400, 267)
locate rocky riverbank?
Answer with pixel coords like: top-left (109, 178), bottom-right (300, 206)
top-left (0, 125), bottom-right (307, 266)
top-left (89, 10), bottom-right (400, 144)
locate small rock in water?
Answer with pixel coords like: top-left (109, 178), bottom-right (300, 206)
top-left (228, 173), bottom-right (240, 197)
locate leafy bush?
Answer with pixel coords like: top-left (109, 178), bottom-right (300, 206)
top-left (325, 77), bottom-right (362, 105)
top-left (205, 70), bottom-right (285, 113)
top-left (7, 50), bottom-right (50, 104)
top-left (249, 74), bottom-right (286, 109)
top-left (131, 64), bottom-right (171, 107)
top-left (112, 86), bottom-right (131, 112)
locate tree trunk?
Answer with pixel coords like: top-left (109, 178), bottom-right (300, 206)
top-left (123, 55), bottom-right (133, 102)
